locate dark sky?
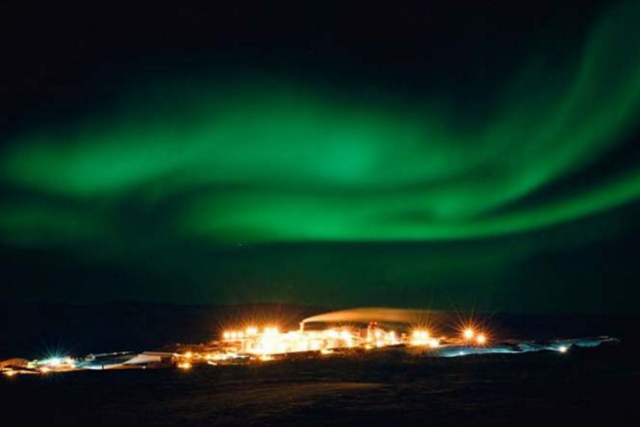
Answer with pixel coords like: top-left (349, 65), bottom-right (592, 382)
top-left (1, 0), bottom-right (640, 313)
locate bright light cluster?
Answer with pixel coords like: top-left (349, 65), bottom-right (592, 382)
top-left (365, 327), bottom-right (398, 348)
top-left (222, 326), bottom-right (358, 355)
top-left (461, 328), bottom-right (489, 345)
top-left (220, 323), bottom-right (491, 356)
top-left (410, 330), bottom-right (440, 348)
top-left (36, 356), bottom-right (76, 372)
top-left (177, 361), bottom-right (192, 370)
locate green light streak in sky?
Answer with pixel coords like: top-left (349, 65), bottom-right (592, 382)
top-left (2, 1), bottom-right (640, 246)
top-left (0, 203), bottom-right (101, 246)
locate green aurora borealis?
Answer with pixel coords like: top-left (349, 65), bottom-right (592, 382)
top-left (1, 1), bottom-right (640, 311)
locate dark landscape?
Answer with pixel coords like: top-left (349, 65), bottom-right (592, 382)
top-left (1, 303), bottom-right (639, 426)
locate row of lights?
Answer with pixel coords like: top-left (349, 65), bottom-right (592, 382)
top-left (224, 326), bottom-right (489, 346)
top-left (410, 328), bottom-right (488, 347)
top-left (223, 326), bottom-right (265, 340)
top-left (463, 328), bottom-right (487, 345)
top-left (410, 330), bottom-right (440, 348)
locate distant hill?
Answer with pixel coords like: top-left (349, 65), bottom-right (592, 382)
top-left (0, 301), bottom-right (326, 359)
top-left (2, 302), bottom-right (639, 359)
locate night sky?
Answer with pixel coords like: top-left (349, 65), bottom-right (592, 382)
top-left (1, 1), bottom-right (640, 313)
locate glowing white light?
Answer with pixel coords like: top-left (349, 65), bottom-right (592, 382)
top-left (410, 329), bottom-right (431, 345)
top-left (216, 320), bottom-right (496, 357)
top-left (559, 345), bottom-right (568, 353)
top-left (46, 357), bottom-right (63, 367)
top-left (264, 327), bottom-right (279, 338)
